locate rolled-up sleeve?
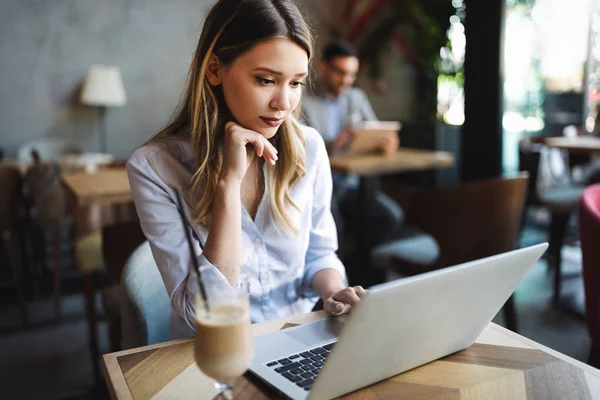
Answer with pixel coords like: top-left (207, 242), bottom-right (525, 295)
top-left (358, 89), bottom-right (377, 121)
top-left (126, 154), bottom-right (230, 331)
top-left (302, 136), bottom-right (347, 296)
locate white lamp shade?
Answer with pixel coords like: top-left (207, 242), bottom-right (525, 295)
top-left (81, 65), bottom-right (127, 107)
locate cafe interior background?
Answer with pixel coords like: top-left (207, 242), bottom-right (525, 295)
top-left (1, 0), bottom-right (600, 398)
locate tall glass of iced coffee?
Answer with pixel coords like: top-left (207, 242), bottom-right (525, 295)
top-left (194, 265), bottom-right (252, 399)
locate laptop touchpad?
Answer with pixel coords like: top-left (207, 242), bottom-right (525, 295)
top-left (284, 318), bottom-right (345, 346)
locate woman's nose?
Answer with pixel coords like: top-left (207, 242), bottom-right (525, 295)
top-left (270, 88), bottom-right (291, 111)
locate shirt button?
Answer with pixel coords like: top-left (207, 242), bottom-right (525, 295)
top-left (261, 273), bottom-right (268, 281)
top-left (254, 237), bottom-right (261, 244)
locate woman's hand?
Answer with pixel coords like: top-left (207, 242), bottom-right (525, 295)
top-left (378, 131), bottom-right (399, 155)
top-left (323, 286), bottom-right (367, 316)
top-left (331, 127), bottom-right (356, 151)
top-left (220, 121), bottom-right (278, 182)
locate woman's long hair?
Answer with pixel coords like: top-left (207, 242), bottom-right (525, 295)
top-left (152, 0), bottom-right (313, 236)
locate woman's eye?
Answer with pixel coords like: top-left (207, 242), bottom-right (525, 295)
top-left (290, 81), bottom-right (305, 88)
top-left (256, 77), bottom-right (275, 85)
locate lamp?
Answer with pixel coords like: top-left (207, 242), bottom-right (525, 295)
top-left (80, 65), bottom-right (126, 153)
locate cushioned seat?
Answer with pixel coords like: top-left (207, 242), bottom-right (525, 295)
top-left (539, 185), bottom-right (585, 214)
top-left (74, 232), bottom-right (105, 274)
top-left (371, 229), bottom-right (439, 269)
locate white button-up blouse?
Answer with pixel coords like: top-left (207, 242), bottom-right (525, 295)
top-left (126, 125), bottom-right (346, 338)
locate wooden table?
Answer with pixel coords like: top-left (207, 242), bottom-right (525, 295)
top-left (63, 167), bottom-right (135, 380)
top-left (1, 152), bottom-right (116, 176)
top-left (63, 168), bottom-right (132, 208)
top-left (329, 148), bottom-right (455, 287)
top-left (544, 136), bottom-right (600, 155)
top-left (103, 310), bottom-right (600, 399)
top-left (63, 167), bottom-right (135, 237)
top-left (329, 148), bottom-right (454, 176)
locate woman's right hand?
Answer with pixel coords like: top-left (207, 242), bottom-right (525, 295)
top-left (220, 121), bottom-right (278, 182)
top-left (331, 127), bottom-right (356, 151)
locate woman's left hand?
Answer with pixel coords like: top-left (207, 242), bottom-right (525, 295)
top-left (378, 131), bottom-right (399, 155)
top-left (323, 286), bottom-right (367, 316)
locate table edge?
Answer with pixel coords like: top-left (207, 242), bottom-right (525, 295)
top-left (488, 322), bottom-right (600, 378)
top-left (103, 353), bottom-right (133, 400)
top-left (102, 316), bottom-right (600, 399)
top-left (544, 137), bottom-right (600, 153)
top-left (61, 168), bottom-right (130, 204)
top-left (330, 158), bottom-right (455, 176)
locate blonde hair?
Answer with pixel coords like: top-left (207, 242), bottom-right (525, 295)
top-left (151, 0), bottom-right (312, 236)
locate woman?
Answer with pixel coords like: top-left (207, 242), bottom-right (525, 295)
top-left (127, 0), bottom-right (365, 338)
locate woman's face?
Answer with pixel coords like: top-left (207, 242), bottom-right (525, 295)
top-left (217, 38), bottom-right (309, 139)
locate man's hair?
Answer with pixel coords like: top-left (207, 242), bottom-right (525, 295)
top-left (321, 40), bottom-right (358, 63)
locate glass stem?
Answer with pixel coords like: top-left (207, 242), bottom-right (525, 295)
top-left (214, 381), bottom-right (233, 400)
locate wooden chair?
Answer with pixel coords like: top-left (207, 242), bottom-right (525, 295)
top-left (518, 138), bottom-right (584, 304)
top-left (101, 220), bottom-right (147, 352)
top-left (372, 174), bottom-right (529, 332)
top-left (0, 166), bottom-right (29, 326)
top-left (24, 157), bottom-right (71, 320)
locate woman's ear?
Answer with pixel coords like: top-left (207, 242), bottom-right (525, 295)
top-left (206, 54), bottom-right (222, 86)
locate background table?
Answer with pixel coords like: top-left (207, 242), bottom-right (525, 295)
top-left (63, 167), bottom-right (135, 379)
top-left (63, 168), bottom-right (132, 209)
top-left (544, 136), bottom-right (600, 155)
top-left (329, 148), bottom-right (454, 176)
top-left (104, 310), bottom-right (600, 399)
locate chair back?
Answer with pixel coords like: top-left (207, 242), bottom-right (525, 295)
top-left (579, 185), bottom-right (600, 350)
top-left (24, 161), bottom-right (69, 230)
top-left (18, 138), bottom-right (81, 163)
top-left (102, 220), bottom-right (146, 284)
top-left (519, 137), bottom-right (544, 205)
top-left (121, 241), bottom-right (171, 349)
top-left (403, 174), bottom-right (528, 268)
top-left (536, 146), bottom-right (571, 194)
top-left (0, 166), bottom-right (25, 232)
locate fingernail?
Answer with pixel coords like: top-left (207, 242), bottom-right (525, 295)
top-left (335, 304), bottom-right (343, 312)
top-left (271, 159), bottom-right (276, 166)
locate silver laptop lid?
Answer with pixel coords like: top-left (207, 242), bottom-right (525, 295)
top-left (308, 243), bottom-right (548, 399)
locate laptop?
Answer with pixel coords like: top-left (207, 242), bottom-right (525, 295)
top-left (249, 243), bottom-right (548, 400)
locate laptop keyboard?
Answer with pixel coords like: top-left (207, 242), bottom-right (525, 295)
top-left (265, 342), bottom-right (335, 391)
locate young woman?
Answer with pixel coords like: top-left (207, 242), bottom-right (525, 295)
top-left (127, 0), bottom-right (365, 338)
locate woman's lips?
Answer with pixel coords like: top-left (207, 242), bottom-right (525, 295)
top-left (260, 117), bottom-right (283, 127)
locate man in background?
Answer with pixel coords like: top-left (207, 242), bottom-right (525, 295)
top-left (301, 40), bottom-right (403, 258)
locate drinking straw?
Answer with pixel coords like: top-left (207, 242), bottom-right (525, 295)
top-left (174, 188), bottom-right (210, 316)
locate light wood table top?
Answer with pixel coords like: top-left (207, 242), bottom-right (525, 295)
top-left (62, 167), bottom-right (135, 237)
top-left (62, 167), bottom-right (131, 207)
top-left (103, 311), bottom-right (600, 399)
top-left (329, 148), bottom-right (455, 177)
top-left (544, 136), bottom-right (600, 154)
